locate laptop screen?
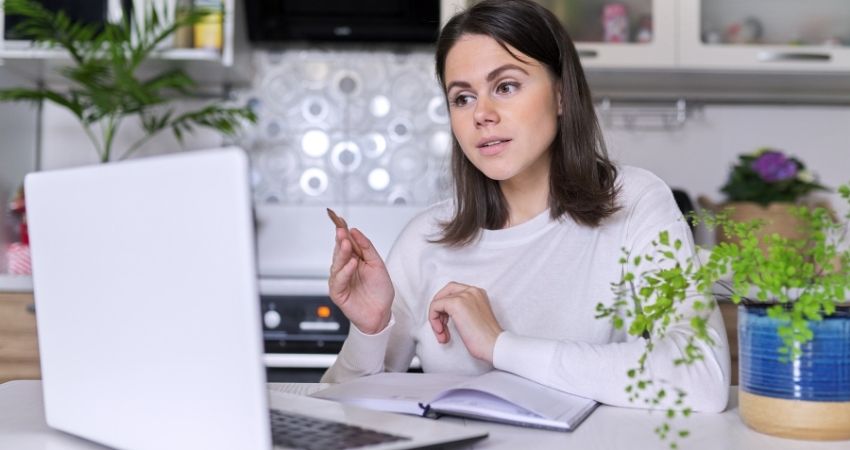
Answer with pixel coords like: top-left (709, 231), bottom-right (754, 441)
top-left (25, 148), bottom-right (272, 450)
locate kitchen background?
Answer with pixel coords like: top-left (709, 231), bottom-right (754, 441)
top-left (2, 0), bottom-right (848, 238)
top-left (1, 0), bottom-right (850, 380)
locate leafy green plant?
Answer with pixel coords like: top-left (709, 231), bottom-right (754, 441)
top-left (0, 0), bottom-right (256, 163)
top-left (720, 147), bottom-right (827, 206)
top-left (596, 184), bottom-right (850, 448)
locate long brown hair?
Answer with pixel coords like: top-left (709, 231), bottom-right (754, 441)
top-left (434, 0), bottom-right (620, 246)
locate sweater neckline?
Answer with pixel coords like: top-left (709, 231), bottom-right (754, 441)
top-left (478, 208), bottom-right (561, 247)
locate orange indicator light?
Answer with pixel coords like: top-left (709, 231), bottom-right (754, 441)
top-left (317, 306), bottom-right (332, 318)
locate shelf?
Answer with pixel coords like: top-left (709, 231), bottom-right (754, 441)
top-left (585, 67), bottom-right (850, 104)
top-left (0, 40), bottom-right (223, 62)
top-left (156, 47), bottom-right (223, 62)
top-left (0, 0), bottom-right (249, 87)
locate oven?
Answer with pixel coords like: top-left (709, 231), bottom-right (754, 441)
top-left (256, 204), bottom-right (424, 381)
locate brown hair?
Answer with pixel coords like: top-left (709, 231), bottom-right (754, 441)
top-left (434, 0), bottom-right (620, 246)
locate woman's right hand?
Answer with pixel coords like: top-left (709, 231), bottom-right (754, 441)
top-left (328, 227), bottom-right (394, 334)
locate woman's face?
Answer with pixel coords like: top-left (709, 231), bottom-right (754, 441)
top-left (444, 34), bottom-right (561, 184)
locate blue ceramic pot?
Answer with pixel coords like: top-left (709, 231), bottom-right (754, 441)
top-left (738, 304), bottom-right (850, 440)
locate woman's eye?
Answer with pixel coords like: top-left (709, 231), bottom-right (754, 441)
top-left (496, 82), bottom-right (518, 95)
top-left (452, 94), bottom-right (473, 107)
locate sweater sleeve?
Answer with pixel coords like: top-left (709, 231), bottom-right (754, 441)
top-left (493, 184), bottom-right (731, 413)
top-left (320, 214), bottom-right (425, 383)
top-left (320, 287), bottom-right (418, 383)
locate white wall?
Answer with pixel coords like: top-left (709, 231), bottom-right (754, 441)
top-left (39, 100), bottom-right (224, 169)
top-left (0, 69), bottom-right (38, 198)
top-left (604, 104), bottom-right (850, 226)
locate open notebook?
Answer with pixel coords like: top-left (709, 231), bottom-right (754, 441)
top-left (313, 370), bottom-right (599, 432)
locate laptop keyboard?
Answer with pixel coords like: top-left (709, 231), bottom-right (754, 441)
top-left (270, 409), bottom-right (410, 450)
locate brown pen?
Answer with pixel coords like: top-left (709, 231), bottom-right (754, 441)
top-left (326, 208), bottom-right (365, 261)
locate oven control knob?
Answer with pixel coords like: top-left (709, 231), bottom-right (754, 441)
top-left (264, 310), bottom-right (282, 329)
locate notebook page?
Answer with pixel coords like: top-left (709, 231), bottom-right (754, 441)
top-left (436, 371), bottom-right (596, 422)
top-left (311, 372), bottom-right (472, 415)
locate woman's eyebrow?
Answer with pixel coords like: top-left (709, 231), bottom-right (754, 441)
top-left (486, 63), bottom-right (529, 81)
top-left (445, 64), bottom-right (530, 92)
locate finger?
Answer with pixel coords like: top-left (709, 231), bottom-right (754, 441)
top-left (431, 313), bottom-right (449, 344)
top-left (328, 256), bottom-right (359, 301)
top-left (433, 281), bottom-right (471, 301)
top-left (326, 208), bottom-right (364, 260)
top-left (330, 228), bottom-right (352, 275)
top-left (440, 315), bottom-right (450, 343)
top-left (349, 228), bottom-right (378, 263)
top-left (428, 298), bottom-right (452, 343)
top-left (329, 228), bottom-right (343, 273)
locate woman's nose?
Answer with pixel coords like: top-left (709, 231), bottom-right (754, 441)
top-left (473, 96), bottom-right (499, 127)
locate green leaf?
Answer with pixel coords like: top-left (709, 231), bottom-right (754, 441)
top-left (613, 316), bottom-right (624, 329)
top-left (0, 0), bottom-right (256, 163)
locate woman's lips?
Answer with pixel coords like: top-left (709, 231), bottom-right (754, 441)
top-left (477, 139), bottom-right (512, 156)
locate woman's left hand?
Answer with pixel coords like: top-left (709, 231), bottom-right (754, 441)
top-left (428, 282), bottom-right (504, 363)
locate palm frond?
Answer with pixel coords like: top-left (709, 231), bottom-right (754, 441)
top-left (169, 106), bottom-right (258, 142)
top-left (141, 69), bottom-right (195, 96)
top-left (0, 88), bottom-right (85, 118)
top-left (0, 0), bottom-right (257, 162)
top-left (141, 109), bottom-right (175, 136)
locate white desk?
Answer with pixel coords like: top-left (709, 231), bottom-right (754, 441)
top-left (1, 380), bottom-right (848, 450)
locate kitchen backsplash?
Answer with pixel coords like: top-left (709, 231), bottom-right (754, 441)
top-left (235, 49), bottom-right (454, 207)
top-left (27, 48), bottom-right (850, 227)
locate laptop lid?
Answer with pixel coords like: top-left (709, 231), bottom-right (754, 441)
top-left (26, 148), bottom-right (272, 450)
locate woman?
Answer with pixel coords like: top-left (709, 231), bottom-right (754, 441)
top-left (323, 0), bottom-right (730, 412)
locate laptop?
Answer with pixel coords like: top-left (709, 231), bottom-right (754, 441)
top-left (24, 147), bottom-right (487, 450)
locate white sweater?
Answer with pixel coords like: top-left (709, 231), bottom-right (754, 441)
top-left (322, 166), bottom-right (731, 413)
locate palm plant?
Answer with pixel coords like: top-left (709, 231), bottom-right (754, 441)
top-left (0, 0), bottom-right (256, 163)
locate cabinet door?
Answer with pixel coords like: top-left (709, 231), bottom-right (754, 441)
top-left (538, 0), bottom-right (677, 68)
top-left (456, 0), bottom-right (676, 68)
top-left (679, 0), bottom-right (850, 71)
top-left (0, 293), bottom-right (40, 383)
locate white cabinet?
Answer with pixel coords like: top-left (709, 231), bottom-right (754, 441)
top-left (446, 0), bottom-right (850, 102)
top-left (678, 0), bottom-right (850, 72)
top-left (452, 0), bottom-right (677, 69)
top-left (454, 0), bottom-right (850, 74)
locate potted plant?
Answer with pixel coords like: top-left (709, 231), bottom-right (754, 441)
top-left (699, 147), bottom-right (828, 246)
top-left (0, 0), bottom-right (256, 276)
top-left (0, 0), bottom-right (256, 163)
top-left (597, 184), bottom-right (850, 447)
